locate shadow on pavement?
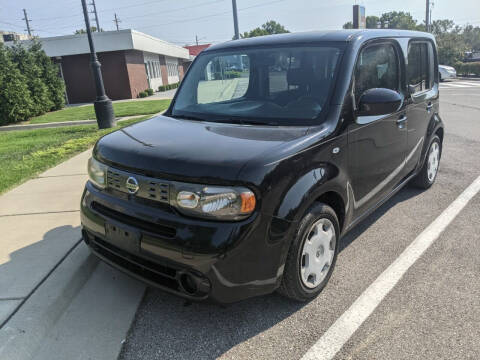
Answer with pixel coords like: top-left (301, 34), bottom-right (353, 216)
top-left (0, 225), bottom-right (82, 327)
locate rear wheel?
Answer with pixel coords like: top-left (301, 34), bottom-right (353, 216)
top-left (278, 203), bottom-right (339, 302)
top-left (411, 135), bottom-right (441, 189)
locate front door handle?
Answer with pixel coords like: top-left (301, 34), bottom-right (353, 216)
top-left (397, 115), bottom-right (408, 128)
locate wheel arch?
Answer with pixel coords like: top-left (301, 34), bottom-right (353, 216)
top-left (314, 191), bottom-right (346, 233)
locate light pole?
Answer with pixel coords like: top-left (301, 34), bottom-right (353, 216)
top-left (232, 0), bottom-right (240, 40)
top-left (81, 0), bottom-right (115, 129)
top-left (425, 0), bottom-right (430, 32)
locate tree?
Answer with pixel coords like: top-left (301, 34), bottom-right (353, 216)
top-left (379, 11), bottom-right (418, 30)
top-left (366, 16), bottom-right (380, 29)
top-left (75, 27), bottom-right (103, 34)
top-left (343, 11), bottom-right (419, 30)
top-left (0, 44), bottom-right (34, 125)
top-left (462, 24), bottom-right (480, 51)
top-left (343, 16), bottom-right (380, 29)
top-left (239, 20), bottom-right (289, 38)
top-left (29, 41), bottom-right (65, 110)
top-left (430, 19), bottom-right (455, 35)
top-left (9, 43), bottom-right (53, 116)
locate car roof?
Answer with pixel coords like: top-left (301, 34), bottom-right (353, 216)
top-left (204, 29), bottom-right (435, 52)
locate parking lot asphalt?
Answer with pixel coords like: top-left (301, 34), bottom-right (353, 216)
top-left (119, 79), bottom-right (480, 360)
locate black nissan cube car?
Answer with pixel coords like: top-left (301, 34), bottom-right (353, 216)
top-left (81, 30), bottom-right (443, 303)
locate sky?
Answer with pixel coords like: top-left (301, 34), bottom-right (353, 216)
top-left (1, 0), bottom-right (479, 46)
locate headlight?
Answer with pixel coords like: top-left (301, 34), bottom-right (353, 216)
top-left (174, 185), bottom-right (256, 220)
top-left (87, 157), bottom-right (107, 189)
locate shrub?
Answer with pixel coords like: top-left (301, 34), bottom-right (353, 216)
top-left (9, 43), bottom-right (53, 116)
top-left (454, 62), bottom-right (480, 76)
top-left (138, 91), bottom-right (148, 98)
top-left (0, 44), bottom-right (34, 125)
top-left (30, 41), bottom-right (65, 111)
top-left (158, 85), bottom-right (166, 92)
top-left (224, 70), bottom-right (242, 79)
top-left (146, 88), bottom-right (154, 96)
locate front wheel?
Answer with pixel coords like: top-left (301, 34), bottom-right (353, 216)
top-left (411, 135), bottom-right (442, 189)
top-left (278, 203), bottom-right (339, 302)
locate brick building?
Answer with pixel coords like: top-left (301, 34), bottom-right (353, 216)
top-left (21, 29), bottom-right (190, 104)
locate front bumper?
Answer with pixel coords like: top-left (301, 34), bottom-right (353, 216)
top-left (81, 181), bottom-right (291, 303)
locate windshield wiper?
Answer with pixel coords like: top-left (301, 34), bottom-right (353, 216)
top-left (170, 114), bottom-right (207, 122)
top-left (220, 118), bottom-right (279, 126)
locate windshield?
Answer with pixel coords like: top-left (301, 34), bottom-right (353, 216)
top-left (172, 45), bottom-right (344, 125)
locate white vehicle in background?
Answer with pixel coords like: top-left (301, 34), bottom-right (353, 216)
top-left (439, 65), bottom-right (456, 81)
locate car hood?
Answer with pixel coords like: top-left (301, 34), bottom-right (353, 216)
top-left (94, 115), bottom-right (310, 182)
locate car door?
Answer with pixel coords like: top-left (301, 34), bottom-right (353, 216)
top-left (404, 40), bottom-right (438, 175)
top-left (347, 41), bottom-right (408, 219)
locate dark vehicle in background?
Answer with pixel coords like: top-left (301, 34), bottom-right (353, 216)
top-left (81, 30), bottom-right (443, 303)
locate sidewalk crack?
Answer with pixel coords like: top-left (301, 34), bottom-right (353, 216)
top-left (0, 210), bottom-right (79, 217)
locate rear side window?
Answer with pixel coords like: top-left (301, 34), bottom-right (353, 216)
top-left (354, 43), bottom-right (399, 103)
top-left (407, 42), bottom-right (434, 93)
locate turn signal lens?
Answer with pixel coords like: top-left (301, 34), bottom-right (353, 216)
top-left (240, 191), bottom-right (256, 214)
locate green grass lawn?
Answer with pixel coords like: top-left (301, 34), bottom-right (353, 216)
top-left (0, 116), bottom-right (151, 194)
top-left (28, 99), bottom-right (171, 124)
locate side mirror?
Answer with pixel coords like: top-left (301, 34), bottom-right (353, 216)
top-left (357, 88), bottom-right (402, 117)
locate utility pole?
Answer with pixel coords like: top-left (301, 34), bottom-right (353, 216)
top-left (196, 34), bottom-right (199, 45)
top-left (113, 13), bottom-right (121, 31)
top-left (81, 0), bottom-right (115, 129)
top-left (22, 9), bottom-right (32, 36)
top-left (425, 0), bottom-right (430, 32)
top-left (89, 0), bottom-right (101, 31)
top-left (231, 0), bottom-right (239, 40)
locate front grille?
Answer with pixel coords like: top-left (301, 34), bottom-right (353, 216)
top-left (91, 201), bottom-right (176, 239)
top-left (106, 168), bottom-right (170, 204)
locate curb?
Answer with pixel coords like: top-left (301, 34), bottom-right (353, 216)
top-left (0, 114), bottom-right (152, 132)
top-left (0, 241), bottom-right (145, 360)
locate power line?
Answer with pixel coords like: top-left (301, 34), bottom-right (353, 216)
top-left (138, 0), bottom-right (286, 30)
top-left (0, 20), bottom-right (25, 30)
top-left (121, 0), bottom-right (223, 22)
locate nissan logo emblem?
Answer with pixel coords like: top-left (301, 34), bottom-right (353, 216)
top-left (125, 176), bottom-right (139, 194)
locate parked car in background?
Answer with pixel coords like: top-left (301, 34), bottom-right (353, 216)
top-left (439, 65), bottom-right (456, 81)
top-left (81, 30), bottom-right (443, 303)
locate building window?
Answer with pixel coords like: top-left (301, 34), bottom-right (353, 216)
top-left (166, 59), bottom-right (178, 78)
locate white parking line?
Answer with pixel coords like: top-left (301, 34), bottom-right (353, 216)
top-left (440, 81), bottom-right (480, 88)
top-left (301, 175), bottom-right (480, 360)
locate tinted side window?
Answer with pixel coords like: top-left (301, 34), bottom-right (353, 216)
top-left (354, 44), bottom-right (399, 102)
top-left (407, 42), bottom-right (434, 93)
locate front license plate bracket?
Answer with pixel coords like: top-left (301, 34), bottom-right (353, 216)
top-left (104, 221), bottom-right (141, 253)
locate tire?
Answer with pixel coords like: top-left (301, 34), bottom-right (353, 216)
top-left (278, 202), bottom-right (339, 302)
top-left (439, 72), bottom-right (443, 82)
top-left (411, 135), bottom-right (442, 189)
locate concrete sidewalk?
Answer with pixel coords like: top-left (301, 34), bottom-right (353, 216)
top-left (0, 149), bottom-right (145, 359)
top-left (0, 150), bottom-right (91, 324)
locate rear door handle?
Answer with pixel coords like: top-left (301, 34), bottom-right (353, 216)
top-left (396, 115), bottom-right (408, 124)
top-left (426, 102), bottom-right (433, 111)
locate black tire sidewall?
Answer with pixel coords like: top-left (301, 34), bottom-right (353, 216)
top-left (425, 135), bottom-right (442, 185)
top-left (284, 203), bottom-right (340, 300)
